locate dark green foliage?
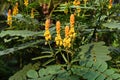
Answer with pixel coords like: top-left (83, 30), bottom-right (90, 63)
top-left (26, 42), bottom-right (120, 80)
top-left (9, 63), bottom-right (40, 80)
top-left (0, 0), bottom-right (120, 80)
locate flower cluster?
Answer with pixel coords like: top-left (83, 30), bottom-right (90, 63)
top-left (73, 0), bottom-right (81, 16)
top-left (63, 14), bottom-right (76, 48)
top-left (108, 0), bottom-right (113, 9)
top-left (13, 2), bottom-right (19, 16)
top-left (44, 14), bottom-right (76, 49)
top-left (55, 21), bottom-right (62, 46)
top-left (7, 9), bottom-right (12, 26)
top-left (31, 8), bottom-right (34, 18)
top-left (44, 19), bottom-right (51, 42)
top-left (73, 0), bottom-right (80, 6)
top-left (64, 2), bottom-right (68, 14)
top-left (24, 0), bottom-right (28, 7)
top-left (63, 26), bottom-right (71, 48)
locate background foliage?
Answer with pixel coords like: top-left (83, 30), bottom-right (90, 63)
top-left (0, 0), bottom-right (120, 80)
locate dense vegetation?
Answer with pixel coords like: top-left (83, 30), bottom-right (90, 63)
top-left (0, 0), bottom-right (120, 80)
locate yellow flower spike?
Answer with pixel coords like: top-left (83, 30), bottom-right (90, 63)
top-left (44, 19), bottom-right (51, 42)
top-left (70, 14), bottom-right (75, 27)
top-left (7, 9), bottom-right (12, 26)
top-left (31, 8), bottom-right (34, 18)
top-left (69, 14), bottom-right (76, 40)
top-left (108, 0), bottom-right (113, 9)
top-left (13, 2), bottom-right (19, 16)
top-left (24, 0), bottom-right (28, 7)
top-left (55, 21), bottom-right (62, 46)
top-left (63, 26), bottom-right (71, 48)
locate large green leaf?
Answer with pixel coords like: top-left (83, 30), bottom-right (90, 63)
top-left (72, 60), bottom-right (120, 80)
top-left (103, 22), bottom-right (120, 29)
top-left (78, 42), bottom-right (111, 61)
top-left (0, 40), bottom-right (44, 56)
top-left (0, 30), bottom-right (44, 38)
top-left (27, 70), bottom-right (38, 79)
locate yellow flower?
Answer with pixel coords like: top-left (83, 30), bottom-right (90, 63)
top-left (69, 14), bottom-right (76, 40)
top-left (73, 0), bottom-right (81, 16)
top-left (13, 2), bottom-right (19, 16)
top-left (24, 0), bottom-right (28, 7)
top-left (108, 0), bottom-right (112, 9)
top-left (44, 30), bottom-right (51, 41)
top-left (31, 8), bottom-right (34, 18)
top-left (69, 27), bottom-right (76, 39)
top-left (63, 37), bottom-right (71, 48)
top-left (44, 19), bottom-right (51, 42)
top-left (55, 21), bottom-right (62, 46)
top-left (63, 26), bottom-right (71, 48)
top-left (73, 0), bottom-right (80, 6)
top-left (7, 9), bottom-right (12, 26)
top-left (55, 34), bottom-right (62, 46)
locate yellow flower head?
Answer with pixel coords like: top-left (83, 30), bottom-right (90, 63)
top-left (108, 0), bottom-right (112, 9)
top-left (70, 14), bottom-right (75, 27)
top-left (7, 9), bottom-right (12, 26)
top-left (13, 2), bottom-right (19, 16)
top-left (31, 8), bottom-right (34, 18)
top-left (44, 19), bottom-right (51, 42)
top-left (73, 0), bottom-right (80, 6)
top-left (24, 0), bottom-right (28, 7)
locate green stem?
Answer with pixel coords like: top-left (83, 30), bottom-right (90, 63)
top-left (60, 52), bottom-right (68, 64)
top-left (59, 47), bottom-right (68, 64)
top-left (66, 49), bottom-right (70, 63)
top-left (48, 41), bottom-right (54, 55)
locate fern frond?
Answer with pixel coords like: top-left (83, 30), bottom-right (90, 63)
top-left (72, 60), bottom-right (120, 80)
